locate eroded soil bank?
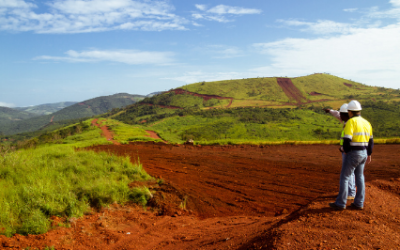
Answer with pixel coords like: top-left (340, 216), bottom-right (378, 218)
top-left (1, 143), bottom-right (399, 249)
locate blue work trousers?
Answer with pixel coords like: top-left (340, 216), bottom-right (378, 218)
top-left (343, 152), bottom-right (356, 197)
top-left (335, 150), bottom-right (367, 208)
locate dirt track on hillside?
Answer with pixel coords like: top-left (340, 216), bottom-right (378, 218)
top-left (276, 78), bottom-right (307, 103)
top-left (2, 142), bottom-right (399, 249)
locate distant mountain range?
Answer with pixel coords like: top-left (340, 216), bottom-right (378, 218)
top-left (0, 93), bottom-right (145, 136)
top-left (0, 106), bottom-right (39, 121)
top-left (15, 102), bottom-right (77, 115)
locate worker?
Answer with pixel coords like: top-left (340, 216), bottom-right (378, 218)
top-left (324, 104), bottom-right (356, 200)
top-left (329, 100), bottom-right (373, 210)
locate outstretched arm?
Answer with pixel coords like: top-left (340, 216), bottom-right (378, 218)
top-left (323, 109), bottom-right (342, 122)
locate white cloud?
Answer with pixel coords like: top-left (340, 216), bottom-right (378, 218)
top-left (277, 19), bottom-right (357, 34)
top-left (344, 8), bottom-right (358, 13)
top-left (0, 0), bottom-right (35, 9)
top-left (195, 4), bottom-right (207, 11)
top-left (390, 0), bottom-right (400, 7)
top-left (192, 4), bottom-right (261, 23)
top-left (252, 23), bottom-right (400, 88)
top-left (207, 5), bottom-right (261, 15)
top-left (35, 49), bottom-right (175, 65)
top-left (0, 0), bottom-right (187, 33)
top-left (0, 101), bottom-right (15, 107)
top-left (366, 0), bottom-right (400, 19)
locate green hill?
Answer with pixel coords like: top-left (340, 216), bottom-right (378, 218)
top-left (0, 107), bottom-right (40, 136)
top-left (110, 73), bottom-right (400, 144)
top-left (0, 93), bottom-right (145, 136)
top-left (15, 102), bottom-right (77, 115)
top-left (0, 106), bottom-right (39, 121)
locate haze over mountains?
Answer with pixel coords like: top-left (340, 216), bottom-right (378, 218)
top-left (0, 93), bottom-right (145, 136)
top-left (15, 102), bottom-right (78, 116)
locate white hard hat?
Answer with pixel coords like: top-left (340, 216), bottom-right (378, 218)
top-left (347, 100), bottom-right (362, 111)
top-left (339, 103), bottom-right (348, 113)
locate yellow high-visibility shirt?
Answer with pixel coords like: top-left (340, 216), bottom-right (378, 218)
top-left (343, 116), bottom-right (373, 146)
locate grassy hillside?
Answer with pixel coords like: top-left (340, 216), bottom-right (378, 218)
top-left (15, 102), bottom-right (77, 115)
top-left (0, 119), bottom-right (154, 236)
top-left (0, 93), bottom-right (145, 136)
top-left (135, 73), bottom-right (399, 111)
top-left (184, 77), bottom-right (289, 101)
top-left (110, 74), bottom-right (400, 144)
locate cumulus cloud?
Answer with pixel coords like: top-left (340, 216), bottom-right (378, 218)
top-left (252, 23), bottom-right (400, 87)
top-left (35, 49), bottom-right (175, 65)
top-left (192, 4), bottom-right (261, 23)
top-left (251, 0), bottom-right (400, 88)
top-left (0, 0), bottom-right (187, 33)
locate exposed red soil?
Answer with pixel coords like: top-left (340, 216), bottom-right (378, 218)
top-left (343, 82), bottom-right (353, 88)
top-left (309, 91), bottom-right (322, 96)
top-left (2, 142), bottom-right (399, 249)
top-left (145, 130), bottom-right (164, 141)
top-left (276, 78), bottom-right (307, 103)
top-left (226, 98), bottom-right (233, 108)
top-left (91, 119), bottom-right (120, 145)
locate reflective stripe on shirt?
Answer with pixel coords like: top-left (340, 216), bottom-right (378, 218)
top-left (354, 132), bottom-right (371, 136)
top-left (350, 142), bottom-right (369, 146)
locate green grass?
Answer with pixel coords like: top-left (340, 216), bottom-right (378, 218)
top-left (0, 145), bottom-right (152, 236)
top-left (149, 108), bottom-right (343, 144)
top-left (183, 77), bottom-right (289, 102)
top-left (95, 118), bottom-right (163, 143)
top-left (0, 119), bottom-right (154, 237)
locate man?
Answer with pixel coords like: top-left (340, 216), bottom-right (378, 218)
top-left (329, 100), bottom-right (373, 210)
top-left (324, 104), bottom-right (356, 200)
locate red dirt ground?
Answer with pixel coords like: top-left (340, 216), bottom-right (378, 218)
top-left (276, 78), bottom-right (307, 103)
top-left (145, 130), bottom-right (164, 141)
top-left (2, 142), bottom-right (399, 249)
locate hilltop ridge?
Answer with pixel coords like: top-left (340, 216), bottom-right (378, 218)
top-left (110, 73), bottom-right (400, 144)
top-left (0, 93), bottom-right (145, 136)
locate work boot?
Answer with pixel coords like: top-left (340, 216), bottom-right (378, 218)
top-left (329, 202), bottom-right (346, 210)
top-left (350, 203), bottom-right (363, 210)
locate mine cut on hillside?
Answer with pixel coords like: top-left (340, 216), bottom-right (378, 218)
top-left (276, 78), bottom-right (307, 103)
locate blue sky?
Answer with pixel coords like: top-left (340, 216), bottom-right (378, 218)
top-left (1, 0), bottom-right (400, 107)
